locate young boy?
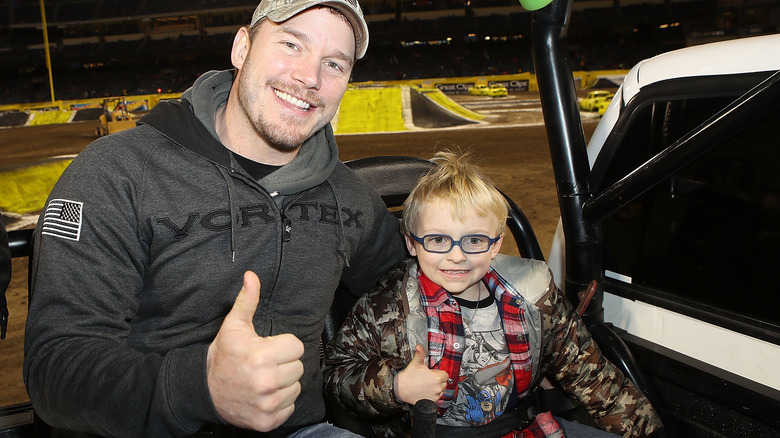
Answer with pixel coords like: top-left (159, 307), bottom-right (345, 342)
top-left (323, 150), bottom-right (663, 438)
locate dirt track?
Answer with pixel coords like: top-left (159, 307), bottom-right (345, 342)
top-left (0, 93), bottom-right (598, 407)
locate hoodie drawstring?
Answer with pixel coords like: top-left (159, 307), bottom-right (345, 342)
top-left (326, 180), bottom-right (350, 268)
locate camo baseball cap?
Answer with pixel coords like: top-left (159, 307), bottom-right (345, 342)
top-left (250, 0), bottom-right (369, 59)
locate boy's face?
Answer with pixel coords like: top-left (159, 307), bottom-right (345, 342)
top-left (405, 199), bottom-right (503, 301)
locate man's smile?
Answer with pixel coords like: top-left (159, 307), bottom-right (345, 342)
top-left (274, 89), bottom-right (312, 111)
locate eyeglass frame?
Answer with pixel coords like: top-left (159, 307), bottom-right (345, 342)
top-left (409, 233), bottom-right (501, 254)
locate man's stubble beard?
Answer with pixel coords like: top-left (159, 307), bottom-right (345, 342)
top-left (237, 68), bottom-right (332, 153)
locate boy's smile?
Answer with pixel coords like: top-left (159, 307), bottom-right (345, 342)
top-left (405, 199), bottom-right (503, 301)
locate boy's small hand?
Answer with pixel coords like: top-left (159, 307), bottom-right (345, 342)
top-left (394, 344), bottom-right (449, 405)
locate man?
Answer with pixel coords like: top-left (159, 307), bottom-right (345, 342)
top-left (24, 0), bottom-right (406, 436)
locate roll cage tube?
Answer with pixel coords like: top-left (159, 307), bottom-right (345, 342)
top-left (531, 0), bottom-right (600, 314)
top-left (530, 0), bottom-right (666, 428)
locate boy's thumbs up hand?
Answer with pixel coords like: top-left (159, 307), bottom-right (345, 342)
top-left (207, 271), bottom-right (305, 432)
top-left (394, 344), bottom-right (449, 405)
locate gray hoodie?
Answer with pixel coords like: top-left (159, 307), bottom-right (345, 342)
top-left (24, 70), bottom-right (406, 437)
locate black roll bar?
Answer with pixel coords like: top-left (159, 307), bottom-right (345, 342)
top-left (530, 0), bottom-right (603, 317)
top-left (9, 228), bottom-right (33, 259)
top-left (530, 0), bottom-right (667, 430)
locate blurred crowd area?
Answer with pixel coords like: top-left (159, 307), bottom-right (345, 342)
top-left (0, 0), bottom-right (777, 104)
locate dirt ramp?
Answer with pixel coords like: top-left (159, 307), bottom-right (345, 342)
top-left (409, 88), bottom-right (481, 129)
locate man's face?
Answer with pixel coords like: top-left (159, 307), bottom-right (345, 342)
top-left (405, 199), bottom-right (503, 301)
top-left (233, 7), bottom-right (355, 152)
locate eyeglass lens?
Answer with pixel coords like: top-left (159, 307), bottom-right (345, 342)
top-left (424, 235), bottom-right (491, 253)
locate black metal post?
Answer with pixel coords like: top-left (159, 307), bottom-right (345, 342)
top-left (530, 0), bottom-right (603, 320)
top-left (530, 2), bottom-right (667, 431)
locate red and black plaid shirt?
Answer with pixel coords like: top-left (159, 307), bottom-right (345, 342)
top-left (417, 269), bottom-right (563, 436)
top-left (417, 268), bottom-right (534, 412)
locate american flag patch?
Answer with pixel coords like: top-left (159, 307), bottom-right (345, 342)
top-left (41, 199), bottom-right (84, 241)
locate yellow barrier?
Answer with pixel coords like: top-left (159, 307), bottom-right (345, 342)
top-left (334, 87), bottom-right (407, 134)
top-left (29, 110), bottom-right (74, 126)
top-left (0, 158), bottom-right (73, 214)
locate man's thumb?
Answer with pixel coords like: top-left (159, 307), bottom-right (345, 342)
top-left (412, 344), bottom-right (427, 365)
top-left (228, 271), bottom-right (261, 324)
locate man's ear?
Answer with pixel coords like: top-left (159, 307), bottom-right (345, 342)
top-left (404, 234), bottom-right (418, 257)
top-left (230, 27), bottom-right (251, 69)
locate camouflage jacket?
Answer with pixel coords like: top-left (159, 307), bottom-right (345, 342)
top-left (323, 255), bottom-right (663, 438)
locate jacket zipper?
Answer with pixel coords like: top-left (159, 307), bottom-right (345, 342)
top-left (270, 193), bottom-right (306, 307)
top-left (281, 211), bottom-right (292, 242)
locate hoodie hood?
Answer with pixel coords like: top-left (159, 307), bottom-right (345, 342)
top-left (140, 69), bottom-right (340, 196)
top-left (181, 69), bottom-right (233, 142)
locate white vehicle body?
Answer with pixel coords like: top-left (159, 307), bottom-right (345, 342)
top-left (548, 33), bottom-right (780, 393)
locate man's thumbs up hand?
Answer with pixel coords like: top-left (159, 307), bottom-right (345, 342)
top-left (393, 344), bottom-right (449, 405)
top-left (207, 271), bottom-right (304, 431)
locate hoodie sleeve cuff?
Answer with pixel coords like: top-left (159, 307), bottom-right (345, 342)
top-left (162, 344), bottom-right (225, 434)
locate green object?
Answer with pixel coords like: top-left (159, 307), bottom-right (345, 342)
top-left (518, 0), bottom-right (553, 11)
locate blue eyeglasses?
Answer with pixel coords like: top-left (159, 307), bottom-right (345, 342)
top-left (410, 233), bottom-right (501, 254)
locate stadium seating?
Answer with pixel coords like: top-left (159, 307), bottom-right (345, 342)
top-left (0, 0), bottom-right (776, 104)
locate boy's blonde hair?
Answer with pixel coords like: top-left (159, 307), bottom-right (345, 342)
top-left (402, 149), bottom-right (509, 236)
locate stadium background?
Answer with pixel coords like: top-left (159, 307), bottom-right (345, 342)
top-left (1, 0), bottom-right (778, 105)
